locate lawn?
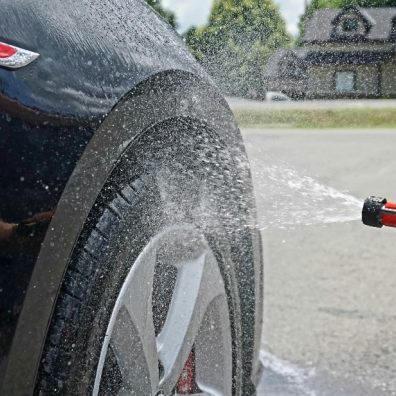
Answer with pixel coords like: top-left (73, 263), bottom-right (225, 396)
top-left (234, 108), bottom-right (396, 129)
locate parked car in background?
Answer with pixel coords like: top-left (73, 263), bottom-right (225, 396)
top-left (0, 0), bottom-right (263, 395)
top-left (265, 91), bottom-right (291, 102)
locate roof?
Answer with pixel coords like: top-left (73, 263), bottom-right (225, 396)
top-left (303, 7), bottom-right (396, 43)
top-left (306, 51), bottom-right (392, 65)
top-left (263, 48), bottom-right (307, 78)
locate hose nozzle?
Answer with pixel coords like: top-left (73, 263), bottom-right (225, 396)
top-left (362, 196), bottom-right (396, 228)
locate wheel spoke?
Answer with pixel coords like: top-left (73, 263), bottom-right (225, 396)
top-left (110, 247), bottom-right (159, 394)
top-left (194, 297), bottom-right (233, 395)
top-left (110, 308), bottom-right (152, 395)
top-left (156, 252), bottom-right (226, 394)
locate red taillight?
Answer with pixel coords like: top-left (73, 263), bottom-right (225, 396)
top-left (0, 43), bottom-right (17, 58)
top-left (0, 41), bottom-right (39, 68)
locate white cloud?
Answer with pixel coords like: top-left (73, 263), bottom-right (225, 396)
top-left (162, 0), bottom-right (306, 36)
top-left (162, 0), bottom-right (213, 32)
top-left (275, 0), bottom-right (306, 36)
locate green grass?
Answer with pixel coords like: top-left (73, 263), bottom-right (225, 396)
top-left (234, 108), bottom-right (396, 129)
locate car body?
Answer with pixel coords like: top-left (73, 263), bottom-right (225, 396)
top-left (0, 1), bottom-right (263, 394)
top-left (265, 91), bottom-right (291, 102)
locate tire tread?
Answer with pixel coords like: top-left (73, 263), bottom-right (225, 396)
top-left (38, 181), bottom-right (143, 394)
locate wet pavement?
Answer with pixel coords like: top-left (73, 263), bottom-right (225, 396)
top-left (242, 129), bottom-right (396, 395)
top-left (257, 349), bottom-right (388, 396)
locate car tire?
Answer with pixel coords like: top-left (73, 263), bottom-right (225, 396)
top-left (37, 118), bottom-right (256, 395)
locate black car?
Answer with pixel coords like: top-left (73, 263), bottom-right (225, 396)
top-left (0, 1), bottom-right (263, 394)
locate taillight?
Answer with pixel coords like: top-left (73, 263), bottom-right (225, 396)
top-left (0, 42), bottom-right (39, 69)
top-left (0, 43), bottom-right (17, 58)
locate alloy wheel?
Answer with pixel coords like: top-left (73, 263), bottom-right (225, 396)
top-left (93, 225), bottom-right (233, 396)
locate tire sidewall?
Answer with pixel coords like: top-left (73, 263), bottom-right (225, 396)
top-left (41, 120), bottom-right (245, 395)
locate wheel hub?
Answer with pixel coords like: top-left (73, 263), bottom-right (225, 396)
top-left (93, 225), bottom-right (232, 395)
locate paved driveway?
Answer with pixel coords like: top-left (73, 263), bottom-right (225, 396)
top-left (243, 129), bottom-right (396, 395)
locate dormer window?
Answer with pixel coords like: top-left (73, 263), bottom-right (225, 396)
top-left (342, 18), bottom-right (358, 32)
top-left (335, 14), bottom-right (366, 37)
top-left (331, 6), bottom-right (373, 40)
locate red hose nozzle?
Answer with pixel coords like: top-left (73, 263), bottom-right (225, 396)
top-left (362, 196), bottom-right (396, 228)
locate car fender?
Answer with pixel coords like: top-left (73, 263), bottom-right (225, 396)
top-left (0, 0), bottom-right (206, 119)
top-left (3, 71), bottom-right (263, 396)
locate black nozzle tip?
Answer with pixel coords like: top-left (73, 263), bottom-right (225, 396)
top-left (362, 196), bottom-right (386, 228)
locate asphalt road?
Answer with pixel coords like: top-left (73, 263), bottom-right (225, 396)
top-left (242, 129), bottom-right (396, 395)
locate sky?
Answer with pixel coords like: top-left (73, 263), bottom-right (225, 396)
top-left (162, 0), bottom-right (307, 36)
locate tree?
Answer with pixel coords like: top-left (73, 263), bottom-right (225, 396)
top-left (185, 0), bottom-right (291, 97)
top-left (298, 0), bottom-right (396, 41)
top-left (146, 0), bottom-right (177, 29)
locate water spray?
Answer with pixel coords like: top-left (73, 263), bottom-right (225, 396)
top-left (362, 196), bottom-right (396, 228)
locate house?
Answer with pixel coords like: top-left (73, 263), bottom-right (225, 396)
top-left (263, 48), bottom-right (308, 99)
top-left (264, 6), bottom-right (396, 99)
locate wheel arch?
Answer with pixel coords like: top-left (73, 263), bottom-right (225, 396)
top-left (3, 70), bottom-right (262, 395)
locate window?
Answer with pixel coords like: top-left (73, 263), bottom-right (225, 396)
top-left (342, 17), bottom-right (358, 32)
top-left (331, 13), bottom-right (368, 39)
top-left (391, 17), bottom-right (396, 40)
top-left (335, 71), bottom-right (355, 93)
